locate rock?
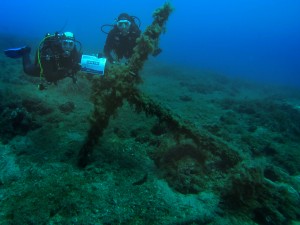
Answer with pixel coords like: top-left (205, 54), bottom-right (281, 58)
top-left (58, 101), bottom-right (75, 114)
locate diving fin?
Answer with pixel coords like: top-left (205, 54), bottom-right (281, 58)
top-left (4, 46), bottom-right (31, 58)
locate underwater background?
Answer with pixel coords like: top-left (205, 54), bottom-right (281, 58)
top-left (1, 1), bottom-right (300, 225)
top-left (1, 0), bottom-right (300, 86)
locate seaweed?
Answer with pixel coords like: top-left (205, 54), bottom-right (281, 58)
top-left (77, 3), bottom-right (176, 167)
top-left (77, 3), bottom-right (242, 189)
top-left (221, 162), bottom-right (300, 225)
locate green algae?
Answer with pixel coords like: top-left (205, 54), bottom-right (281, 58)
top-left (77, 2), bottom-right (241, 176)
top-left (78, 3), bottom-right (176, 167)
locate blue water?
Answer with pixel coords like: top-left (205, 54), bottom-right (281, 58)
top-left (1, 0), bottom-right (300, 86)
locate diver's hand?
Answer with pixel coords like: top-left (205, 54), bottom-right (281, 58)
top-left (74, 63), bottom-right (81, 72)
top-left (152, 48), bottom-right (162, 57)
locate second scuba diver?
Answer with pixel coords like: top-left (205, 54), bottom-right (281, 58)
top-left (4, 32), bottom-right (82, 88)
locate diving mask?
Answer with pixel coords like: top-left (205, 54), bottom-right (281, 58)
top-left (117, 19), bottom-right (131, 33)
top-left (61, 39), bottom-right (75, 56)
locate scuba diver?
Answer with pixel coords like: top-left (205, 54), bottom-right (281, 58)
top-left (4, 32), bottom-right (82, 88)
top-left (102, 13), bottom-right (162, 63)
top-left (102, 13), bottom-right (142, 63)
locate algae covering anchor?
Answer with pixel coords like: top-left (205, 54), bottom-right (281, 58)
top-left (77, 2), bottom-right (175, 167)
top-left (77, 2), bottom-right (237, 171)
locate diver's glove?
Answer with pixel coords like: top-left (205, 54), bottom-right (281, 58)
top-left (73, 63), bottom-right (81, 73)
top-left (152, 48), bottom-right (162, 57)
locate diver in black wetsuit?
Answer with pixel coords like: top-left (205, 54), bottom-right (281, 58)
top-left (103, 13), bottom-right (141, 63)
top-left (5, 32), bottom-right (82, 86)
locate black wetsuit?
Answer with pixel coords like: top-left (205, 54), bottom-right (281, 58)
top-left (23, 37), bottom-right (81, 83)
top-left (104, 23), bottom-right (141, 63)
